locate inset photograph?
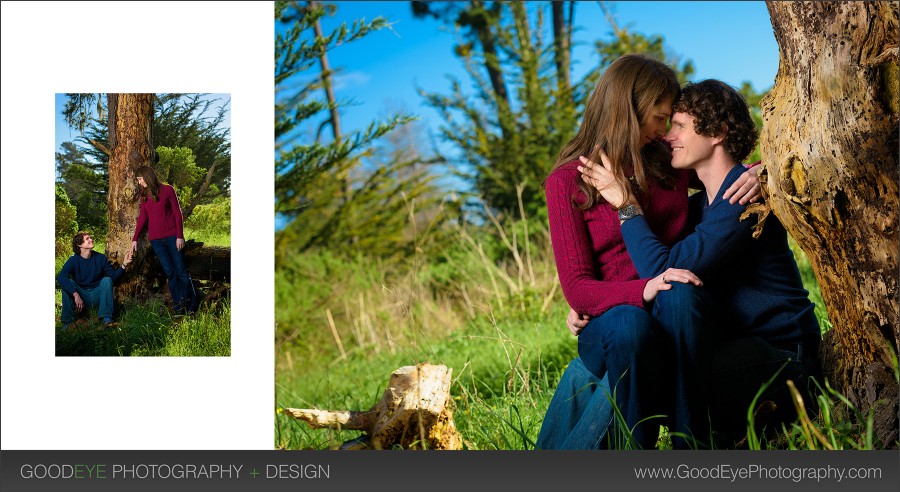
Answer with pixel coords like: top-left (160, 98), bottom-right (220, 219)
top-left (55, 93), bottom-right (231, 356)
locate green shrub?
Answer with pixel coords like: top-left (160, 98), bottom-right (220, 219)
top-left (55, 184), bottom-right (78, 256)
top-left (185, 196), bottom-right (231, 236)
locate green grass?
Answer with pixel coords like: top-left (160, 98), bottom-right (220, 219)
top-left (55, 232), bottom-right (230, 357)
top-left (55, 296), bottom-right (230, 357)
top-left (276, 300), bottom-right (573, 450)
top-left (275, 216), bottom-right (885, 450)
top-left (184, 227), bottom-right (230, 247)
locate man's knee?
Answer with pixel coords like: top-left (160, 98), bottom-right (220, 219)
top-left (98, 277), bottom-right (113, 294)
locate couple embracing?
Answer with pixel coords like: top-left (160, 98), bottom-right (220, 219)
top-left (538, 54), bottom-right (821, 449)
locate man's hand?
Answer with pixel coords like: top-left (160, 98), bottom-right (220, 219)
top-left (176, 238), bottom-right (185, 251)
top-left (723, 162), bottom-right (762, 205)
top-left (567, 308), bottom-right (591, 336)
top-left (123, 249), bottom-right (133, 268)
top-left (642, 268), bottom-right (703, 303)
top-left (73, 292), bottom-right (84, 311)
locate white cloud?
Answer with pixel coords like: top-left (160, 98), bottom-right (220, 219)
top-left (332, 70), bottom-right (371, 90)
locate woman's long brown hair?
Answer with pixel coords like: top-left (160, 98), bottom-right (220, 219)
top-left (549, 54), bottom-right (680, 210)
top-left (135, 165), bottom-right (162, 202)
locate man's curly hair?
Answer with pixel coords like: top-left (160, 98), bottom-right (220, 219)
top-left (673, 79), bottom-right (758, 163)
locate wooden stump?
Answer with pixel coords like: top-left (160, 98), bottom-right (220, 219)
top-left (285, 364), bottom-right (461, 450)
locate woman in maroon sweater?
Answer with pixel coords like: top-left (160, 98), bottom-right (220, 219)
top-left (540, 55), bottom-right (758, 449)
top-left (132, 165), bottom-right (196, 314)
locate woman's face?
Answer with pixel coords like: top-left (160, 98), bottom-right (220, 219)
top-left (639, 98), bottom-right (673, 146)
top-left (137, 176), bottom-right (146, 188)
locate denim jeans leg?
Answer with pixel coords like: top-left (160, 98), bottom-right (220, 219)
top-left (60, 284), bottom-right (91, 324)
top-left (91, 277), bottom-right (114, 320)
top-left (578, 305), bottom-right (668, 449)
top-left (652, 282), bottom-right (716, 448)
top-left (168, 239), bottom-right (194, 311)
top-left (710, 337), bottom-right (818, 445)
top-left (536, 358), bottom-right (614, 450)
top-left (152, 237), bottom-right (186, 311)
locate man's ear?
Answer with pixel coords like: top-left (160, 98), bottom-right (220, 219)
top-left (711, 123), bottom-right (728, 146)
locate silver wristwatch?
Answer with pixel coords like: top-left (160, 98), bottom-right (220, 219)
top-left (617, 204), bottom-right (642, 222)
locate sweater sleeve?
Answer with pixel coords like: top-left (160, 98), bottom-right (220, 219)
top-left (101, 254), bottom-right (125, 283)
top-left (133, 201), bottom-right (148, 242)
top-left (546, 169), bottom-right (648, 317)
top-left (56, 257), bottom-right (78, 296)
top-left (167, 185), bottom-right (185, 240)
top-left (621, 196), bottom-right (754, 279)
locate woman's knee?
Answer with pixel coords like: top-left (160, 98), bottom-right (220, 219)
top-left (584, 306), bottom-right (658, 354)
top-left (654, 282), bottom-right (702, 312)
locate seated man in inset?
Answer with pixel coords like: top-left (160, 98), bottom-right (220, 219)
top-left (57, 232), bottom-right (132, 329)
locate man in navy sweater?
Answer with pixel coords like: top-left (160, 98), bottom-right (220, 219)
top-left (57, 232), bottom-right (133, 328)
top-left (569, 79), bottom-right (821, 447)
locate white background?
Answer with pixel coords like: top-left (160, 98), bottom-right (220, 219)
top-left (1, 2), bottom-right (274, 449)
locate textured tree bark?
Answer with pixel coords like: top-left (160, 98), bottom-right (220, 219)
top-left (761, 1), bottom-right (898, 447)
top-left (106, 93), bottom-right (155, 301)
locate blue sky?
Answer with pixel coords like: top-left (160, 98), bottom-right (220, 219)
top-left (296, 1), bottom-right (779, 163)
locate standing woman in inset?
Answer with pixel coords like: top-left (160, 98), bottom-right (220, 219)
top-left (132, 165), bottom-right (196, 314)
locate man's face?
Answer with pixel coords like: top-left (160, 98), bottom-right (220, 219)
top-left (665, 112), bottom-right (717, 170)
top-left (79, 235), bottom-right (95, 251)
top-left (639, 99), bottom-right (673, 146)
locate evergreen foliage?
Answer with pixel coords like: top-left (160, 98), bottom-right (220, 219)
top-left (155, 145), bottom-right (207, 207)
top-left (59, 93), bottom-right (231, 223)
top-left (55, 184), bottom-right (79, 256)
top-left (275, 1), bottom-right (453, 261)
top-left (56, 141), bottom-right (108, 235)
top-left (185, 196), bottom-right (231, 236)
top-left (153, 93), bottom-right (232, 210)
top-left (413, 2), bottom-right (696, 218)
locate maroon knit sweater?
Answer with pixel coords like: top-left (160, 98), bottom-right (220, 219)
top-left (132, 184), bottom-right (185, 241)
top-left (545, 160), bottom-right (691, 317)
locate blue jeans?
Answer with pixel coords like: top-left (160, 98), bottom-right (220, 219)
top-left (576, 283), bottom-right (714, 449)
top-left (151, 236), bottom-right (195, 312)
top-left (651, 282), bottom-right (715, 448)
top-left (536, 358), bottom-right (613, 449)
top-left (60, 277), bottom-right (113, 323)
top-left (576, 305), bottom-right (670, 449)
top-left (710, 336), bottom-right (821, 445)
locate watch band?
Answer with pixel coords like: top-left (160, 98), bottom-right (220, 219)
top-left (617, 204), bottom-right (642, 222)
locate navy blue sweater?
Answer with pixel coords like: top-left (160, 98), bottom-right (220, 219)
top-left (621, 164), bottom-right (820, 348)
top-left (57, 252), bottom-right (125, 296)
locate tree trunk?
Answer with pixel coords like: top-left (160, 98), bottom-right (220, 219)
top-left (761, 1), bottom-right (898, 447)
top-left (472, 1), bottom-right (510, 129)
top-left (551, 1), bottom-right (571, 92)
top-left (106, 93), bottom-right (156, 301)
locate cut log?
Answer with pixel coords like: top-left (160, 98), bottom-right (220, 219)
top-left (285, 363), bottom-right (461, 450)
top-left (183, 242), bottom-right (230, 282)
top-left (132, 240), bottom-right (230, 283)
